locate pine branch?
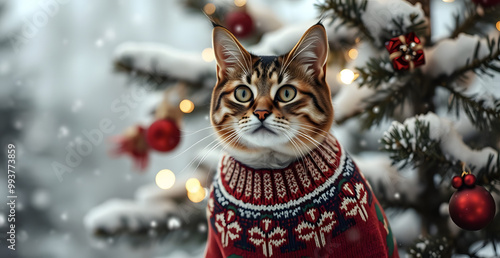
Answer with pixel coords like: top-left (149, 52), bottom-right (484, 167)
top-left (477, 153), bottom-right (500, 187)
top-left (444, 85), bottom-right (500, 131)
top-left (335, 79), bottom-right (416, 127)
top-left (384, 14), bottom-right (427, 43)
top-left (380, 117), bottom-right (459, 173)
top-left (440, 35), bottom-right (500, 83)
top-left (356, 57), bottom-right (396, 89)
top-left (114, 60), bottom-right (206, 91)
top-left (360, 74), bottom-right (422, 128)
top-left (450, 3), bottom-right (500, 39)
top-left (316, 0), bottom-right (375, 42)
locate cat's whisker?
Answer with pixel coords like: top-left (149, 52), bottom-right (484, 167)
top-left (177, 128), bottom-right (237, 175)
top-left (288, 127), bottom-right (330, 157)
top-left (270, 125), bottom-right (309, 170)
top-left (167, 127), bottom-right (233, 160)
top-left (289, 122), bottom-right (331, 135)
top-left (180, 123), bottom-right (237, 137)
top-left (192, 131), bottom-right (240, 174)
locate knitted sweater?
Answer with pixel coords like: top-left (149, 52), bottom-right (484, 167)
top-left (205, 134), bottom-right (398, 258)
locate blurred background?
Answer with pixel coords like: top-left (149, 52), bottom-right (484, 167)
top-left (0, 0), bottom-right (499, 257)
top-left (0, 1), bottom-right (317, 257)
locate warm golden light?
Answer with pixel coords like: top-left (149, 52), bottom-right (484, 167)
top-left (203, 3), bottom-right (216, 15)
top-left (187, 187), bottom-right (206, 203)
top-left (155, 169), bottom-right (175, 189)
top-left (234, 0), bottom-right (247, 7)
top-left (186, 178), bottom-right (202, 193)
top-left (348, 49), bottom-right (358, 59)
top-left (201, 48), bottom-right (215, 62)
top-left (179, 99), bottom-right (195, 113)
top-left (339, 69), bottom-right (356, 84)
top-left (496, 21), bottom-right (500, 31)
top-left (442, 0), bottom-right (455, 3)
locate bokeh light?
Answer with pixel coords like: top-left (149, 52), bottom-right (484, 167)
top-left (179, 99), bottom-right (195, 113)
top-left (234, 0), bottom-right (247, 7)
top-left (187, 187), bottom-right (206, 203)
top-left (348, 48), bottom-right (358, 59)
top-left (202, 48), bottom-right (215, 62)
top-left (186, 178), bottom-right (202, 193)
top-left (203, 3), bottom-right (216, 15)
top-left (155, 169), bottom-right (175, 189)
top-left (339, 69), bottom-right (356, 84)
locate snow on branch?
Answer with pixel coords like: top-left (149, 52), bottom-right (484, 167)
top-left (114, 42), bottom-right (215, 85)
top-left (84, 199), bottom-right (179, 235)
top-left (425, 33), bottom-right (500, 79)
top-left (84, 181), bottom-right (207, 243)
top-left (381, 112), bottom-right (498, 176)
top-left (317, 0), bottom-right (427, 47)
top-left (334, 72), bottom-right (416, 127)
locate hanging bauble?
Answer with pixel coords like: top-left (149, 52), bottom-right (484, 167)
top-left (449, 173), bottom-right (496, 231)
top-left (385, 32), bottom-right (425, 71)
top-left (111, 125), bottom-right (149, 170)
top-left (472, 0), bottom-right (500, 7)
top-left (225, 11), bottom-right (254, 38)
top-left (146, 119), bottom-right (181, 152)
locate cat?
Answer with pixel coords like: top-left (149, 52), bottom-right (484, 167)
top-left (205, 23), bottom-right (398, 258)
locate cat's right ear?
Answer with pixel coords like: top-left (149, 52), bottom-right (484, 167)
top-left (212, 26), bottom-right (252, 80)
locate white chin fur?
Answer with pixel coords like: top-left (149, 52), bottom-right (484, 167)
top-left (223, 116), bottom-right (302, 169)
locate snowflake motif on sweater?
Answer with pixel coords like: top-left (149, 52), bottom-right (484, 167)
top-left (205, 134), bottom-right (398, 258)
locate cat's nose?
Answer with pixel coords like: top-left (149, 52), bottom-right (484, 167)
top-left (253, 110), bottom-right (270, 121)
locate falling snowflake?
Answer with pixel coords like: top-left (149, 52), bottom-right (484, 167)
top-left (168, 217), bottom-right (181, 230)
top-left (14, 120), bottom-right (23, 130)
top-left (104, 28), bottom-right (116, 41)
top-left (71, 100), bottom-right (83, 112)
top-left (61, 212), bottom-right (68, 221)
top-left (32, 189), bottom-right (51, 210)
top-left (198, 223), bottom-right (207, 232)
top-left (57, 126), bottom-right (69, 139)
top-left (95, 39), bottom-right (104, 47)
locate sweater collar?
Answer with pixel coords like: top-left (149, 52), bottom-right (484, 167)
top-left (218, 134), bottom-right (342, 205)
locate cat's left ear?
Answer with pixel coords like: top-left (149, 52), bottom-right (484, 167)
top-left (286, 24), bottom-right (328, 78)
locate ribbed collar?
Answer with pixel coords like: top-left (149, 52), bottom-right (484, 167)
top-left (218, 134), bottom-right (342, 206)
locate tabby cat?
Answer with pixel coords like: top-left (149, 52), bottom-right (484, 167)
top-left (206, 23), bottom-right (398, 258)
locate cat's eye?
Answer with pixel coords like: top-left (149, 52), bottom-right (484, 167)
top-left (234, 86), bottom-right (253, 103)
top-left (276, 85), bottom-right (297, 103)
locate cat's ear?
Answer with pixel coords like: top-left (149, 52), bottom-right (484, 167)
top-left (286, 24), bottom-right (328, 78)
top-left (212, 26), bottom-right (252, 79)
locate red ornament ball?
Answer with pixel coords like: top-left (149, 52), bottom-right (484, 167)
top-left (472, 0), bottom-right (500, 7)
top-left (449, 185), bottom-right (496, 231)
top-left (463, 174), bottom-right (476, 187)
top-left (225, 11), bottom-right (254, 38)
top-left (146, 119), bottom-right (181, 152)
top-left (451, 176), bottom-right (463, 189)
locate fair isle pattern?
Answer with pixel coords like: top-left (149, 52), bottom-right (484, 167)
top-left (219, 134), bottom-right (342, 207)
top-left (206, 134), bottom-right (399, 258)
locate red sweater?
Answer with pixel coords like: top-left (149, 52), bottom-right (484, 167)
top-left (205, 135), bottom-right (398, 257)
